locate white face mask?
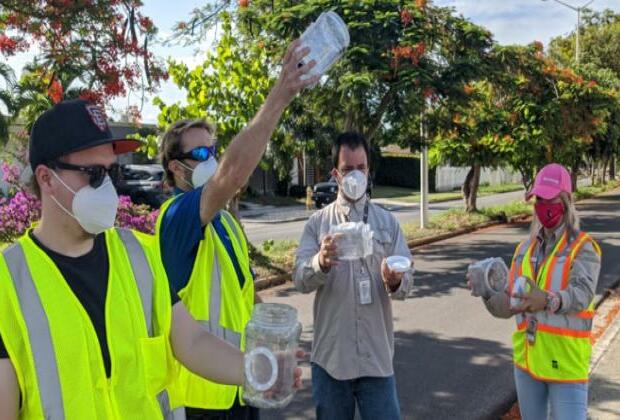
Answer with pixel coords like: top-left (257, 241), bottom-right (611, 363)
top-left (339, 169), bottom-right (368, 201)
top-left (51, 171), bottom-right (119, 235)
top-left (180, 158), bottom-right (218, 188)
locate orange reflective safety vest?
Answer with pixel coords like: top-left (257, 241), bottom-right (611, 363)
top-left (508, 230), bottom-right (602, 382)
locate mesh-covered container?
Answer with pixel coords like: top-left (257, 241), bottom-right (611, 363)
top-left (329, 222), bottom-right (373, 260)
top-left (467, 257), bottom-right (509, 299)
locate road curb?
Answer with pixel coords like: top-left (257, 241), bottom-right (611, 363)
top-left (242, 215), bottom-right (312, 225)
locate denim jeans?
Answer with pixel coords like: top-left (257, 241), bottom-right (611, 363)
top-left (514, 367), bottom-right (588, 420)
top-left (311, 363), bottom-right (401, 420)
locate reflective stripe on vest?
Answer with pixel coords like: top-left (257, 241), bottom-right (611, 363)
top-left (510, 232), bottom-right (595, 331)
top-left (3, 229), bottom-right (180, 420)
top-left (4, 243), bottom-right (65, 419)
top-left (116, 229), bottom-right (180, 420)
top-left (198, 251), bottom-right (242, 349)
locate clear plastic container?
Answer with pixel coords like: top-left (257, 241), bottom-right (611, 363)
top-left (467, 257), bottom-right (508, 298)
top-left (329, 222), bottom-right (373, 260)
top-left (298, 11), bottom-right (350, 82)
top-left (243, 303), bottom-right (302, 409)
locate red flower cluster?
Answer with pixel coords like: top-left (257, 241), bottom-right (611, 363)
top-left (401, 9), bottom-right (413, 26)
top-left (0, 0), bottom-right (166, 105)
top-left (390, 42), bottom-right (426, 68)
top-left (47, 79), bottom-right (64, 104)
top-left (0, 34), bottom-right (27, 55)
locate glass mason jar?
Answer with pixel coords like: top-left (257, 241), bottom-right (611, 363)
top-left (243, 303), bottom-right (302, 409)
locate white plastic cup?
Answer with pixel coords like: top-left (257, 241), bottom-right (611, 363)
top-left (386, 255), bottom-right (413, 273)
top-left (298, 11), bottom-right (350, 83)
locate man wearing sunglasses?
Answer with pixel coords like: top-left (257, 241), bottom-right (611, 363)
top-left (155, 40), bottom-right (318, 419)
top-left (0, 95), bottom-right (308, 418)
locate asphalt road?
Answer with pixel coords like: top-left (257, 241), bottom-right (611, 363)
top-left (243, 189), bottom-right (528, 246)
top-left (257, 189), bottom-right (620, 420)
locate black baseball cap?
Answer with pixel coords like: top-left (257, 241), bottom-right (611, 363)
top-left (29, 99), bottom-right (143, 171)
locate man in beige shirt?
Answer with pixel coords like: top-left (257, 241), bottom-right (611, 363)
top-left (294, 132), bottom-right (414, 420)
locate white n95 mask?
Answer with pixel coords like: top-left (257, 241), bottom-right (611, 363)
top-left (180, 158), bottom-right (218, 188)
top-left (51, 171), bottom-right (119, 235)
top-left (340, 170), bottom-right (368, 201)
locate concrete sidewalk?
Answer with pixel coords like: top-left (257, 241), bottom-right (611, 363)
top-left (257, 189), bottom-right (620, 420)
top-left (589, 299), bottom-right (620, 420)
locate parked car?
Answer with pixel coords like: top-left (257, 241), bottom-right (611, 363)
top-left (115, 164), bottom-right (170, 209)
top-left (312, 176), bottom-right (373, 208)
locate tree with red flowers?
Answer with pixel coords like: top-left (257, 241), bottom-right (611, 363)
top-left (0, 0), bottom-right (166, 120)
top-left (171, 0), bottom-right (493, 146)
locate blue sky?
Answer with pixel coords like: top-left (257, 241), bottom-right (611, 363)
top-left (6, 0), bottom-right (620, 123)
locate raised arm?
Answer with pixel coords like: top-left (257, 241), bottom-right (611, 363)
top-left (199, 40), bottom-right (318, 225)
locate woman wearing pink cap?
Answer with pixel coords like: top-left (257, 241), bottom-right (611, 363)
top-left (472, 163), bottom-right (602, 419)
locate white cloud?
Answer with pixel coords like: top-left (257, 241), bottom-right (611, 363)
top-left (436, 0), bottom-right (620, 45)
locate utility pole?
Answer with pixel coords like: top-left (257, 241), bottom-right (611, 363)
top-left (542, 0), bottom-right (595, 65)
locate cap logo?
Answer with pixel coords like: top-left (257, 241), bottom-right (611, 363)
top-left (85, 104), bottom-right (108, 132)
top-left (542, 176), bottom-right (559, 185)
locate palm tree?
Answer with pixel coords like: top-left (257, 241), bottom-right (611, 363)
top-left (14, 63), bottom-right (87, 132)
top-left (0, 62), bottom-right (17, 145)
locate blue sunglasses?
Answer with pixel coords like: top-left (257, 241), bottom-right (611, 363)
top-left (175, 145), bottom-right (217, 162)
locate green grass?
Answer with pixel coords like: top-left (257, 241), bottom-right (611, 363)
top-left (372, 183), bottom-right (524, 204)
top-left (400, 200), bottom-right (533, 242)
top-left (574, 180), bottom-right (620, 201)
top-left (0, 243), bottom-right (7, 251)
top-left (249, 240), bottom-right (299, 279)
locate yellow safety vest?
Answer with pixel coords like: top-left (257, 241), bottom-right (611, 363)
top-left (508, 230), bottom-right (602, 383)
top-left (157, 197), bottom-right (254, 410)
top-left (0, 228), bottom-right (176, 419)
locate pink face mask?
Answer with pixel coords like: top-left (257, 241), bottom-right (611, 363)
top-left (535, 201), bottom-right (565, 229)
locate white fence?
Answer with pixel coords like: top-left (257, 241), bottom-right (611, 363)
top-left (435, 166), bottom-right (522, 192)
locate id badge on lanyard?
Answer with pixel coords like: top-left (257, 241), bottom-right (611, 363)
top-left (342, 200), bottom-right (373, 305)
top-left (358, 269), bottom-right (372, 305)
top-left (526, 316), bottom-right (538, 345)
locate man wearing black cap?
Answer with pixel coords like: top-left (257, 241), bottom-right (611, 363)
top-left (0, 38), bottom-right (312, 418)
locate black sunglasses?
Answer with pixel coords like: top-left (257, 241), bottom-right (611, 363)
top-left (48, 161), bottom-right (122, 189)
top-left (174, 145), bottom-right (217, 162)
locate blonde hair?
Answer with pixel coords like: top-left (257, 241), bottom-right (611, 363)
top-left (530, 191), bottom-right (580, 241)
top-left (159, 119), bottom-right (215, 187)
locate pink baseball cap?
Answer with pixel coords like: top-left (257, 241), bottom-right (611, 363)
top-left (526, 163), bottom-right (572, 200)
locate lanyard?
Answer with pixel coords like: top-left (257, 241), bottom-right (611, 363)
top-left (341, 197), bottom-right (370, 224)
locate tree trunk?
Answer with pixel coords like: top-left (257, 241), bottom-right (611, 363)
top-left (571, 163), bottom-right (579, 192)
top-left (462, 165), bottom-right (481, 213)
top-left (610, 156), bottom-right (616, 181)
top-left (602, 157), bottom-right (609, 184)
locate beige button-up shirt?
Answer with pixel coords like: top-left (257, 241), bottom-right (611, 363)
top-left (294, 195), bottom-right (414, 380)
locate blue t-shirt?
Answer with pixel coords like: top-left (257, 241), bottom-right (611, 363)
top-left (159, 188), bottom-right (251, 294)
